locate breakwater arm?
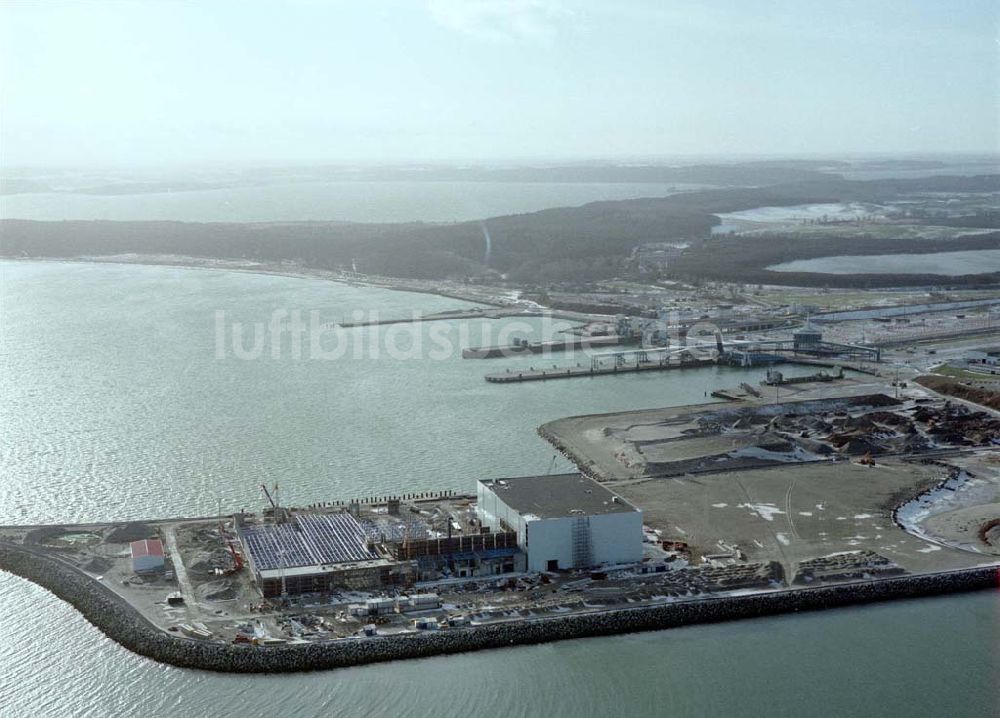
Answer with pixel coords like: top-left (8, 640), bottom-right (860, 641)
top-left (1, 540), bottom-right (996, 674)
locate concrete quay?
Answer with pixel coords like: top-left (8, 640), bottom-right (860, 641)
top-left (463, 335), bottom-right (629, 359)
top-left (340, 307), bottom-right (600, 329)
top-left (485, 358), bottom-right (715, 383)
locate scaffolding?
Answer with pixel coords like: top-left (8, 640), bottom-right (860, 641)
top-left (393, 531), bottom-right (517, 561)
top-left (571, 516), bottom-right (592, 569)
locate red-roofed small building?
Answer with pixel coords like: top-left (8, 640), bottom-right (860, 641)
top-left (130, 538), bottom-right (165, 574)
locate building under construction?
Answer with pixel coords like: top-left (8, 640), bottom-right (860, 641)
top-left (238, 511), bottom-right (416, 597)
top-left (236, 489), bottom-right (523, 598)
top-left (236, 474), bottom-right (643, 599)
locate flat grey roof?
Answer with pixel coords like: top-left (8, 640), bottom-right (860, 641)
top-left (479, 473), bottom-right (637, 520)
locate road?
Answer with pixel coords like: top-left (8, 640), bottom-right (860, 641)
top-left (163, 524), bottom-right (199, 620)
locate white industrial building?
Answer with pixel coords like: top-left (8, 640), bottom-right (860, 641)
top-left (967, 347), bottom-right (1000, 367)
top-left (476, 474), bottom-right (643, 572)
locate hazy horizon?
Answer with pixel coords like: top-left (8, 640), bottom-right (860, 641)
top-left (2, 1), bottom-right (998, 168)
top-left (4, 151), bottom-right (1000, 174)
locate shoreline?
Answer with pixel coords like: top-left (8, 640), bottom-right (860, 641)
top-left (0, 254), bottom-right (513, 309)
top-left (1, 538), bottom-right (996, 674)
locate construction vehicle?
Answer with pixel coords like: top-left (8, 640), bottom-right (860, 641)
top-left (218, 519), bottom-right (245, 574)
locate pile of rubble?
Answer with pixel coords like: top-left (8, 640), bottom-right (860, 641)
top-left (634, 561), bottom-right (783, 597)
top-left (912, 403), bottom-right (1000, 446)
top-left (178, 526), bottom-right (239, 575)
top-left (195, 579), bottom-right (237, 602)
top-left (793, 551), bottom-right (904, 584)
top-left (106, 522), bottom-right (155, 544)
top-left (700, 397), bottom-right (997, 462)
top-left (277, 613), bottom-right (331, 639)
top-left (187, 548), bottom-right (235, 576)
top-left (979, 519), bottom-right (1000, 548)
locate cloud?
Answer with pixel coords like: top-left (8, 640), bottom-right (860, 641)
top-left (427, 0), bottom-right (572, 44)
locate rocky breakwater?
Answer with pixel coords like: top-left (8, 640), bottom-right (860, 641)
top-left (536, 425), bottom-right (603, 480)
top-left (1, 539), bottom-right (997, 674)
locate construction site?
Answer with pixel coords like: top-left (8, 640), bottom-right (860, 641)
top-left (2, 274), bottom-right (999, 653)
top-left (2, 358), bottom-right (997, 651)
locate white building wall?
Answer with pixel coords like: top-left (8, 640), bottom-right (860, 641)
top-left (524, 511), bottom-right (643, 571)
top-left (477, 482), bottom-right (644, 572)
top-left (524, 517), bottom-right (574, 572)
top-left (967, 351), bottom-right (1000, 366)
top-left (588, 510), bottom-right (644, 567)
top-left (476, 482), bottom-right (528, 550)
top-left (476, 482), bottom-right (525, 538)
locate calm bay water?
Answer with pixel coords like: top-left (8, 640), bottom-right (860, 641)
top-left (0, 260), bottom-right (775, 524)
top-left (0, 181), bottom-right (688, 223)
top-left (0, 260), bottom-right (996, 717)
top-left (770, 250), bottom-right (1000, 277)
top-left (0, 572), bottom-right (994, 718)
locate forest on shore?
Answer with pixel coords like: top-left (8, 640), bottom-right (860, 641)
top-left (2, 173), bottom-right (998, 288)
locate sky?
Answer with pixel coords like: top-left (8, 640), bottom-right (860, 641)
top-left (1, 0), bottom-right (998, 167)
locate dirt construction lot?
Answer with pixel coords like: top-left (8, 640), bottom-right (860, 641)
top-left (611, 461), bottom-right (983, 578)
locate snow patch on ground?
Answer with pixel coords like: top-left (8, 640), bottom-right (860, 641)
top-left (894, 470), bottom-right (997, 554)
top-left (737, 503), bottom-right (785, 522)
top-left (711, 503), bottom-right (729, 508)
top-left (895, 471), bottom-right (972, 532)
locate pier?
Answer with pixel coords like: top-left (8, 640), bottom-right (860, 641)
top-left (340, 307), bottom-right (603, 329)
top-left (340, 308), bottom-right (492, 328)
top-left (463, 334), bottom-right (633, 359)
top-left (485, 356), bottom-right (715, 383)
